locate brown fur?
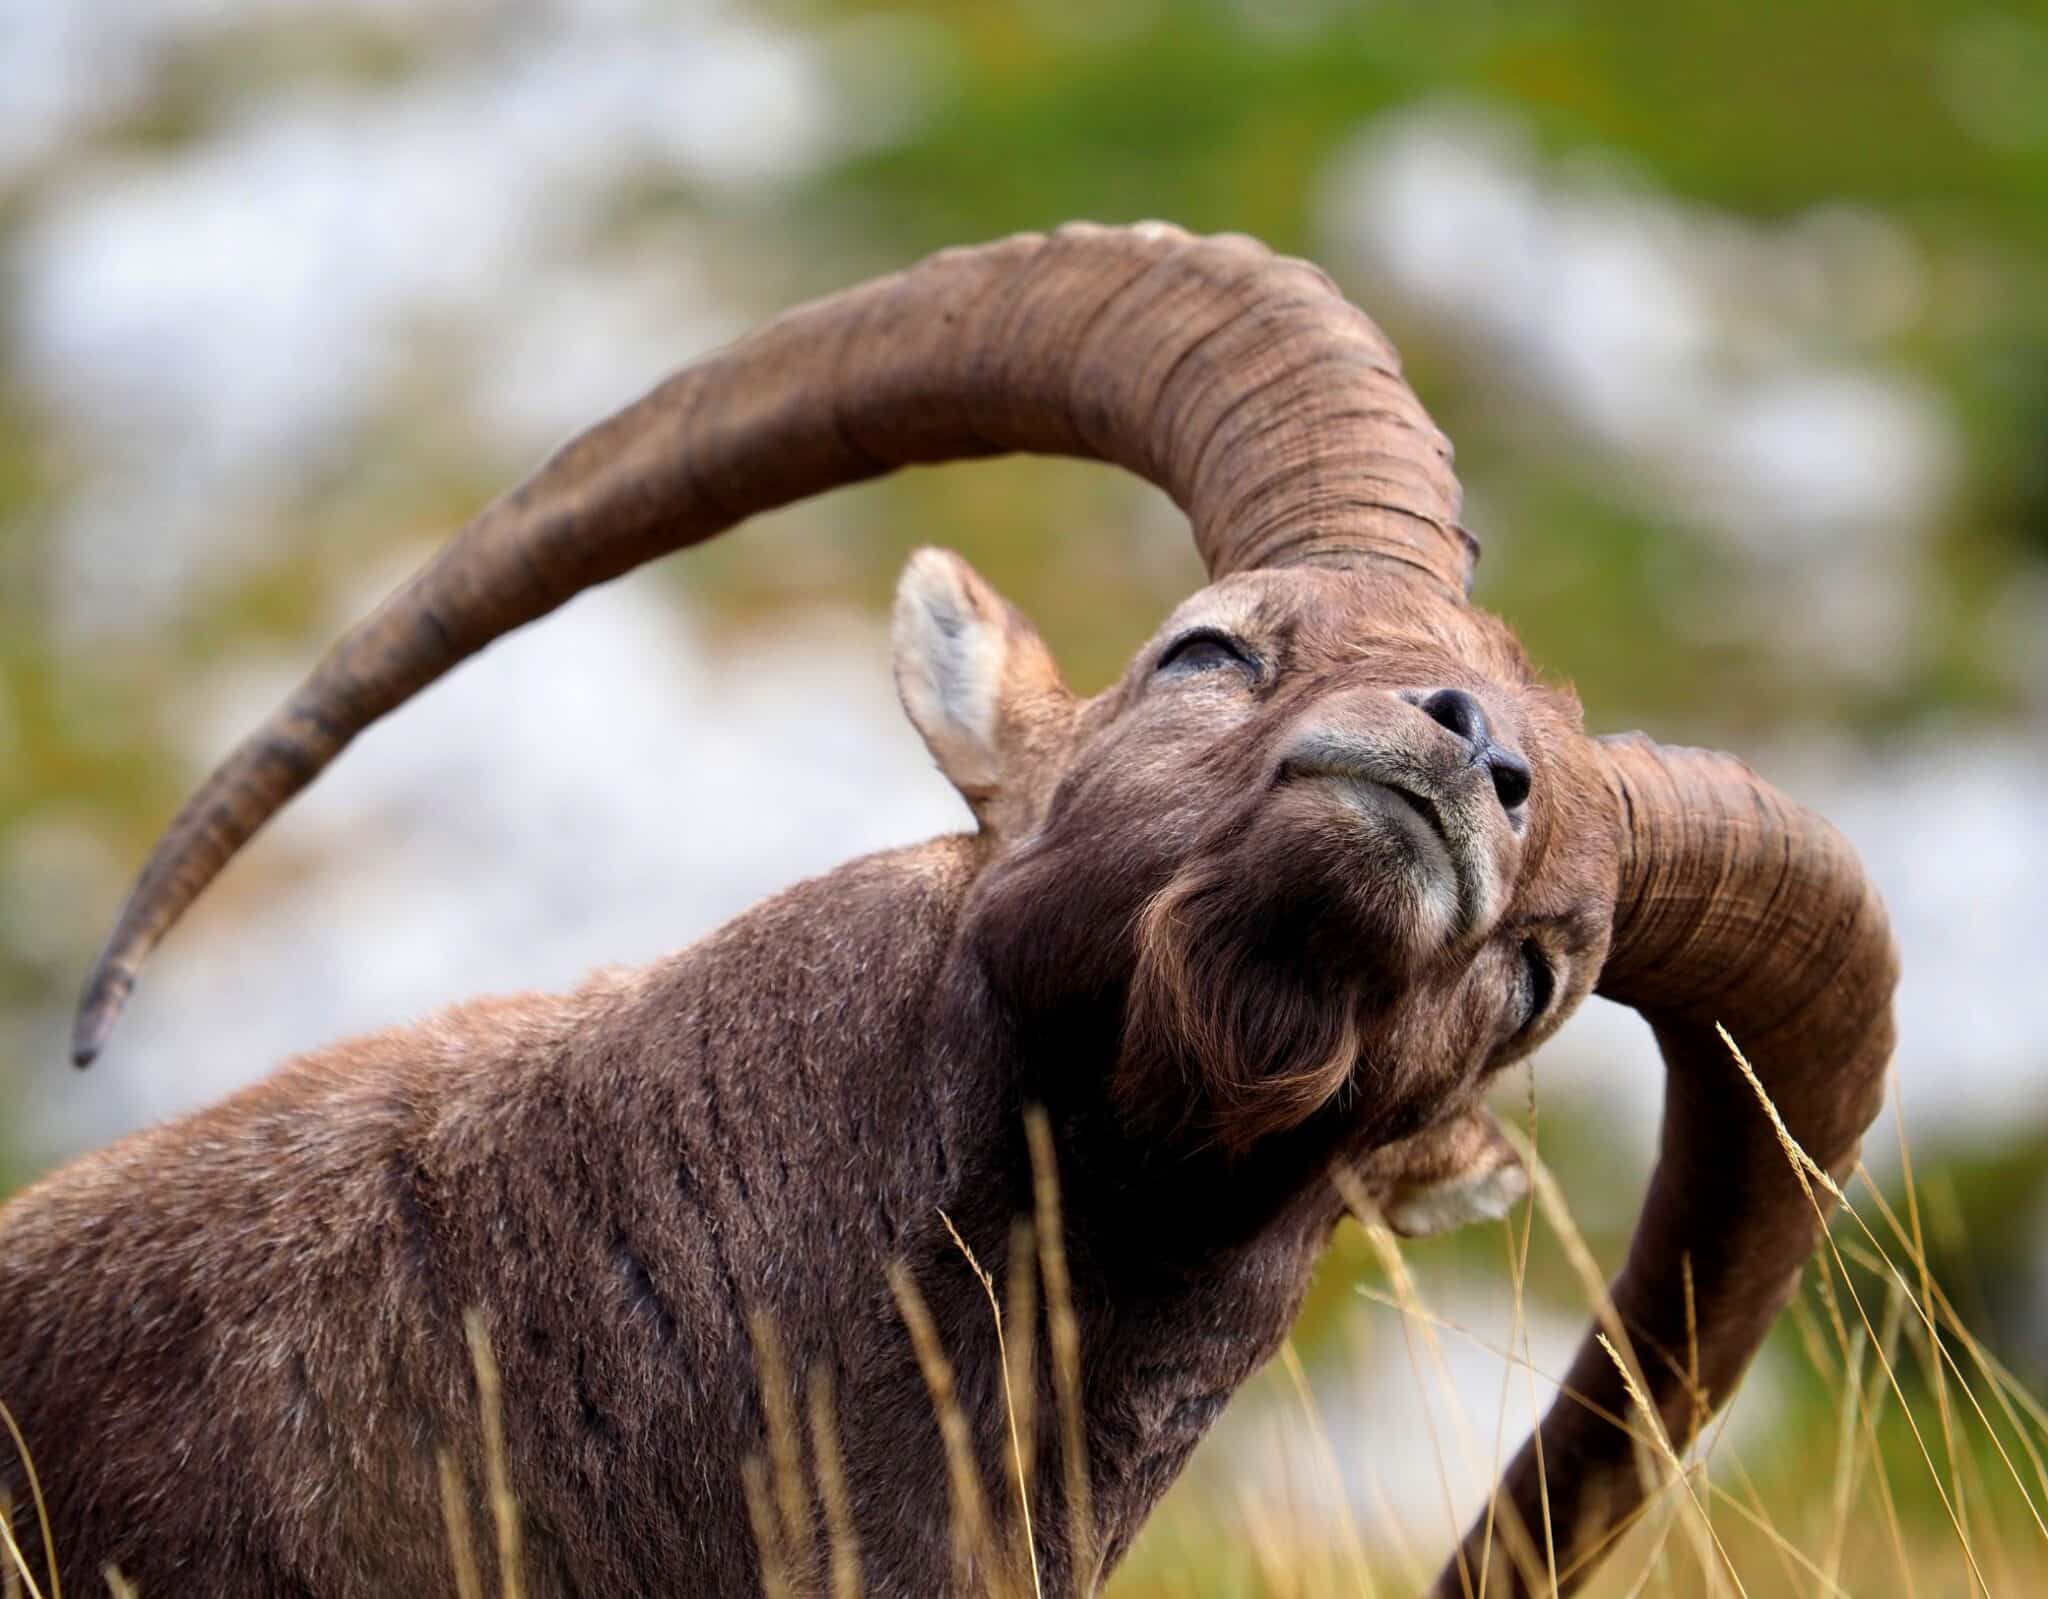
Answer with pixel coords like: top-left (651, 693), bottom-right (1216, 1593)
top-left (2, 562), bottom-right (1624, 1595)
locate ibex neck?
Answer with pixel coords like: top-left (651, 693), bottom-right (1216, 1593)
top-left (602, 830), bottom-right (1343, 1593)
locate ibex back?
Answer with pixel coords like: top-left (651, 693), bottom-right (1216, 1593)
top-left (1, 224), bottom-right (1898, 1598)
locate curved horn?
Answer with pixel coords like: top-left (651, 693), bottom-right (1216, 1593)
top-left (73, 222), bottom-right (1468, 1063)
top-left (1442, 734), bottom-right (1897, 1596)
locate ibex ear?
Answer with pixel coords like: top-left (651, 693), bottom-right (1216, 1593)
top-left (893, 548), bottom-right (1073, 835)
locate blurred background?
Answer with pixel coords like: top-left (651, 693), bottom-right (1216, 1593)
top-left (2, 0), bottom-right (2045, 1592)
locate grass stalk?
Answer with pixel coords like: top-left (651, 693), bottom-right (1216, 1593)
top-left (462, 1310), bottom-right (524, 1599)
top-left (1024, 1107), bottom-right (1094, 1598)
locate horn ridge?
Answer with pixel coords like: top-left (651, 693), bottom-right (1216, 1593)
top-left (73, 223), bottom-right (1470, 1062)
top-left (1441, 732), bottom-right (1897, 1596)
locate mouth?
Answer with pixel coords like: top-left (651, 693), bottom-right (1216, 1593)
top-left (1334, 775), bottom-right (1454, 865)
top-left (1283, 759), bottom-right (1450, 849)
top-left (1279, 757), bottom-right (1478, 931)
top-left (1381, 781), bottom-right (1447, 847)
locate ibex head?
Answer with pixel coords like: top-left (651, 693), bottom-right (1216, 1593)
top-left (69, 223), bottom-right (1897, 1594)
top-left (896, 547), bottom-right (1612, 1159)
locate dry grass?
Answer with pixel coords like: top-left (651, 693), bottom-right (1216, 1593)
top-left (1126, 1044), bottom-right (2048, 1599)
top-left (6, 1036), bottom-right (2048, 1598)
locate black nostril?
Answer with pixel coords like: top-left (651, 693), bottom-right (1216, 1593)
top-left (1487, 748), bottom-right (1532, 811)
top-left (1418, 687), bottom-right (1491, 748)
top-left (1418, 687), bottom-right (1531, 812)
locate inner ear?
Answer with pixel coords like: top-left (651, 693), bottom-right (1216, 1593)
top-left (892, 548), bottom-right (1072, 833)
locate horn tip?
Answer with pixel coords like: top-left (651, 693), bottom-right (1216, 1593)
top-left (72, 961), bottom-right (135, 1068)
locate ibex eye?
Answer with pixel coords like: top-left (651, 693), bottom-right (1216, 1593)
top-left (1156, 628), bottom-right (1256, 678)
top-left (1519, 937), bottom-right (1556, 1030)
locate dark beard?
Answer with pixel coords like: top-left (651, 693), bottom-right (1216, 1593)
top-left (1116, 858), bottom-right (1381, 1154)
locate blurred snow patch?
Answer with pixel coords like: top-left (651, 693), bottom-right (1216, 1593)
top-left (1780, 731), bottom-right (2048, 1150)
top-left (466, 241), bottom-right (745, 454)
top-left (12, 7), bottom-right (842, 636)
top-left (0, 1), bottom-right (158, 187)
top-left (1203, 1272), bottom-right (1787, 1538)
top-left (22, 583), bottom-right (969, 1160)
top-left (1317, 103), bottom-right (1956, 679)
top-left (0, 0), bottom-right (787, 192)
top-left (1528, 728), bottom-right (2048, 1185)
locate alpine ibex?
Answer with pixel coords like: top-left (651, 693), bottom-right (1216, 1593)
top-left (1, 224), bottom-right (1897, 1598)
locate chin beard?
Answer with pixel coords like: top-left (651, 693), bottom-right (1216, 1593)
top-left (1115, 857), bottom-right (1397, 1155)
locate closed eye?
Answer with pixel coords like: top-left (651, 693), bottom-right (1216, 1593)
top-left (1156, 627), bottom-right (1258, 679)
top-left (1519, 938), bottom-right (1556, 1031)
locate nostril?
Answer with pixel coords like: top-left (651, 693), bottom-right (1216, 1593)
top-left (1417, 687), bottom-right (1491, 748)
top-left (1487, 748), bottom-right (1532, 811)
top-left (1413, 687), bottom-right (1530, 812)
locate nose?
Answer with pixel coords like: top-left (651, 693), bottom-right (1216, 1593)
top-left (1416, 686), bottom-right (1488, 745)
top-left (1416, 688), bottom-right (1532, 813)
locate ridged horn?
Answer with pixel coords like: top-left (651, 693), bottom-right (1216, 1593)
top-left (73, 222), bottom-right (1468, 1064)
top-left (1441, 734), bottom-right (1897, 1597)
